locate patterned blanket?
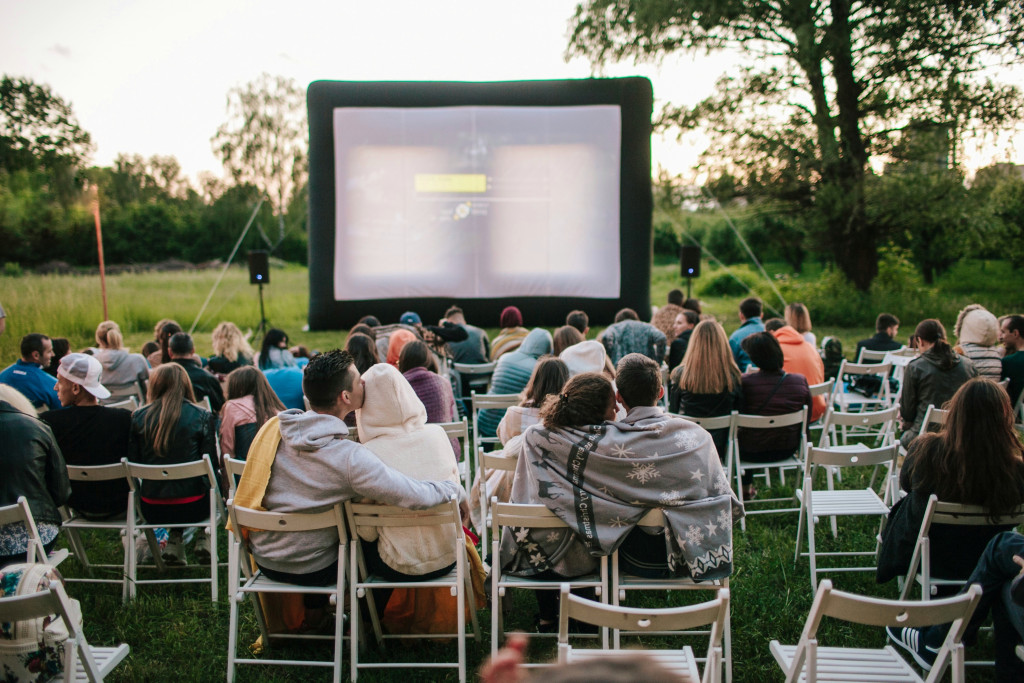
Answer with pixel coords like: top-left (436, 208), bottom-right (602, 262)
top-left (500, 406), bottom-right (744, 581)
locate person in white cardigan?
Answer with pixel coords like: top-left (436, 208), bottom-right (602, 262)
top-left (356, 363), bottom-right (461, 587)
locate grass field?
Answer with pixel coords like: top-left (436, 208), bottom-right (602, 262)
top-left (1, 259), bottom-right (1015, 681)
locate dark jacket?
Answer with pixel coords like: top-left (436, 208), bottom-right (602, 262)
top-left (171, 358), bottom-right (225, 413)
top-left (207, 354), bottom-right (252, 376)
top-left (738, 371), bottom-right (811, 454)
top-left (667, 329), bottom-right (693, 372)
top-left (855, 333), bottom-right (902, 359)
top-left (0, 401), bottom-right (71, 526)
top-left (898, 349), bottom-right (976, 448)
top-left (668, 382), bottom-right (742, 462)
top-left (128, 401), bottom-right (217, 499)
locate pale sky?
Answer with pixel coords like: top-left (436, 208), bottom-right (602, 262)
top-left (3, 0), bottom-right (1022, 186)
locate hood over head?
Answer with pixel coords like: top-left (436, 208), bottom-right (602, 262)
top-left (955, 305), bottom-right (998, 347)
top-left (560, 340), bottom-right (607, 376)
top-left (356, 363), bottom-right (426, 442)
top-left (516, 328), bottom-right (553, 358)
top-left (278, 408), bottom-right (349, 452)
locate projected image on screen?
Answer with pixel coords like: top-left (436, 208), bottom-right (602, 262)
top-left (333, 106), bottom-right (621, 301)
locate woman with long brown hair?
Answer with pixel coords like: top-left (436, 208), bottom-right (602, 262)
top-left (668, 320), bottom-right (743, 461)
top-left (128, 363), bottom-right (217, 565)
top-left (882, 378), bottom-right (1024, 586)
top-left (220, 366), bottom-right (286, 459)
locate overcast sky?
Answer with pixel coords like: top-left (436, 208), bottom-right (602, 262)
top-left (3, 0), bottom-right (1022, 185)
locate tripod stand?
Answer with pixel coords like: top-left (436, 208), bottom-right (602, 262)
top-left (255, 281), bottom-right (268, 338)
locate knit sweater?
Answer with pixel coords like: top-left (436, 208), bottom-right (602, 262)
top-left (249, 409), bottom-right (462, 574)
top-left (601, 320), bottom-right (667, 366)
top-left (476, 328), bottom-right (552, 438)
top-left (356, 364), bottom-right (461, 574)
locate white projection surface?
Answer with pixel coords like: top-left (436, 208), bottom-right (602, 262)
top-left (332, 106), bottom-right (621, 301)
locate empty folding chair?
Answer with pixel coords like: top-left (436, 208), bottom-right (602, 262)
top-left (490, 500), bottom-right (608, 663)
top-left (0, 580), bottom-right (130, 682)
top-left (0, 497), bottom-right (67, 566)
top-left (559, 584), bottom-right (729, 683)
top-left (795, 445), bottom-right (899, 590)
top-left (123, 454), bottom-right (223, 601)
top-left (772, 579), bottom-right (981, 683)
top-left (816, 406), bottom-right (898, 506)
top-left (610, 508), bottom-right (734, 683)
top-left (731, 407), bottom-right (808, 530)
top-left (831, 359), bottom-right (895, 415)
top-left (226, 500), bottom-right (347, 683)
top-left (346, 497), bottom-right (480, 682)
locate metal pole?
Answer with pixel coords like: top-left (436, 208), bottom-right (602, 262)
top-left (257, 282), bottom-right (267, 337)
top-left (92, 186), bottom-right (108, 320)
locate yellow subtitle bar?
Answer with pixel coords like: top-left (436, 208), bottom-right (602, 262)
top-left (414, 174), bottom-right (487, 193)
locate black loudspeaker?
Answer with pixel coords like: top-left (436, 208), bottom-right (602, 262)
top-left (248, 250), bottom-right (269, 285)
top-left (680, 246), bottom-right (701, 278)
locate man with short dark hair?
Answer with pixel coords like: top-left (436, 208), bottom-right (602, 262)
top-left (244, 349), bottom-right (463, 626)
top-left (667, 310), bottom-right (699, 371)
top-left (444, 306), bottom-right (490, 364)
top-left (728, 297), bottom-right (765, 371)
top-left (0, 333), bottom-right (60, 410)
top-left (856, 313), bottom-right (902, 358)
top-left (169, 332), bottom-right (224, 412)
top-left (600, 308), bottom-right (667, 365)
top-left (1000, 315), bottom-right (1024, 404)
top-left (565, 310), bottom-right (589, 337)
top-left (41, 354), bottom-right (131, 519)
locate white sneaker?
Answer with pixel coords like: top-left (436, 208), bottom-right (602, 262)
top-left (193, 530), bottom-right (211, 564)
top-left (162, 532), bottom-right (186, 566)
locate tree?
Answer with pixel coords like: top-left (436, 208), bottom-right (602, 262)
top-left (0, 75), bottom-right (93, 174)
top-left (211, 73), bottom-right (307, 249)
top-left (567, 1), bottom-right (1024, 290)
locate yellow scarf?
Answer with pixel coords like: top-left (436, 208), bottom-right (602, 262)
top-left (225, 416), bottom-right (281, 531)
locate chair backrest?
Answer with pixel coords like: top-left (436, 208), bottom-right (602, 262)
top-left (817, 406), bottom-right (897, 447)
top-left (224, 457), bottom-right (247, 497)
top-left (558, 583), bottom-right (729, 644)
top-left (228, 499), bottom-right (347, 537)
top-left (838, 360), bottom-right (893, 378)
top-left (676, 411), bottom-right (737, 432)
top-left (481, 450), bottom-right (517, 472)
top-left (856, 348), bottom-right (891, 363)
top-left (0, 582), bottom-right (103, 676)
top-left (103, 396), bottom-right (140, 411)
top-left (346, 497), bottom-right (461, 533)
top-left (787, 579), bottom-right (981, 683)
top-left (492, 501), bottom-right (572, 529)
top-left (735, 407), bottom-right (807, 430)
top-left (65, 462), bottom-right (130, 483)
top-left (453, 362), bottom-right (496, 377)
top-left (805, 444), bottom-right (899, 471)
top-left (926, 495), bottom-right (1024, 528)
top-left (439, 418), bottom-right (470, 461)
top-left (123, 454), bottom-right (219, 485)
top-left (808, 379), bottom-right (834, 399)
top-left (0, 497), bottom-right (47, 563)
top-left (470, 392), bottom-right (521, 411)
top-left (921, 404), bottom-right (948, 431)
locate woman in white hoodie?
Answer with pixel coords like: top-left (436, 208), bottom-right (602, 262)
top-left (356, 363), bottom-right (460, 586)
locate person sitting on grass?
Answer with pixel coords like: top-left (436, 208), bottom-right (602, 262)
top-left (238, 350), bottom-right (463, 633)
top-left (503, 355), bottom-right (741, 631)
top-left (41, 354), bottom-right (131, 520)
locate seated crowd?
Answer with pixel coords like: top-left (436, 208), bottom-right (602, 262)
top-left (2, 297), bottom-right (1024, 678)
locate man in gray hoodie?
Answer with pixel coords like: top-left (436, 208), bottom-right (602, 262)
top-left (248, 349), bottom-right (464, 616)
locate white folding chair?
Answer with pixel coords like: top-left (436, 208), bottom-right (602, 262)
top-left (439, 418), bottom-right (471, 488)
top-left (795, 445), bottom-right (898, 590)
top-left (899, 495), bottom-right (1024, 601)
top-left (0, 496), bottom-right (67, 567)
top-left (610, 508), bottom-right (733, 683)
top-left (123, 454), bottom-right (223, 601)
top-left (478, 448), bottom-right (517, 560)
top-left (490, 500), bottom-right (609, 663)
top-left (0, 580), bottom-right (130, 682)
top-left (675, 412), bottom-right (737, 478)
top-left (453, 361), bottom-right (496, 395)
top-left (100, 381), bottom-right (144, 407)
top-left (731, 407), bottom-right (808, 530)
top-left (772, 579), bottom-right (981, 683)
top-left (61, 464), bottom-right (134, 601)
top-left (346, 497), bottom-right (479, 682)
top-left (817, 406), bottom-right (898, 506)
top-left (858, 347), bottom-right (906, 363)
top-left (559, 584), bottom-right (729, 683)
top-left (101, 396), bottom-right (139, 411)
top-left (807, 379), bottom-right (835, 439)
top-left (226, 500), bottom-right (347, 683)
top-left (470, 391), bottom-right (520, 483)
top-left (223, 456), bottom-right (247, 500)
top-left (831, 360), bottom-right (895, 415)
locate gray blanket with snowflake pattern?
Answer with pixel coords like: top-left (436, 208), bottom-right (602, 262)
top-left (500, 406), bottom-right (744, 581)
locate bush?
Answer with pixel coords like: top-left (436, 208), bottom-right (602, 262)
top-left (652, 219), bottom-right (682, 257)
top-left (699, 266), bottom-right (761, 298)
top-left (3, 262), bottom-right (22, 277)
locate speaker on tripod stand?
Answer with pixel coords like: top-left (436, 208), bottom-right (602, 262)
top-left (248, 250), bottom-right (270, 335)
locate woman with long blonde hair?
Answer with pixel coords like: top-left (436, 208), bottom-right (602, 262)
top-left (128, 363), bottom-right (217, 565)
top-left (668, 320), bottom-right (742, 461)
top-left (208, 321), bottom-right (255, 375)
top-left (92, 320), bottom-right (150, 393)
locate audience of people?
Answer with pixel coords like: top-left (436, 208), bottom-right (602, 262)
top-left (765, 317), bottom-right (827, 422)
top-left (444, 306), bottom-right (490, 364)
top-left (552, 324), bottom-right (585, 356)
top-left (667, 309), bottom-right (698, 371)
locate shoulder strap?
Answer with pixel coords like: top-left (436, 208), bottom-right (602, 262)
top-left (752, 372), bottom-right (788, 413)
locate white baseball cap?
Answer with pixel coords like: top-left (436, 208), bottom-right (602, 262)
top-left (57, 353), bottom-right (111, 400)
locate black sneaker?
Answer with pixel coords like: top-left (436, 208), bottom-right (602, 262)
top-left (886, 626), bottom-right (938, 671)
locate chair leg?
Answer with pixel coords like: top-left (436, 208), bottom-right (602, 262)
top-left (64, 527), bottom-right (92, 574)
top-left (227, 590), bottom-right (239, 682)
top-left (806, 493), bottom-right (818, 591)
top-left (794, 502), bottom-right (806, 564)
top-left (209, 522), bottom-right (218, 602)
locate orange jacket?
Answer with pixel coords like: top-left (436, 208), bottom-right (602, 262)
top-left (772, 325), bottom-right (826, 421)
